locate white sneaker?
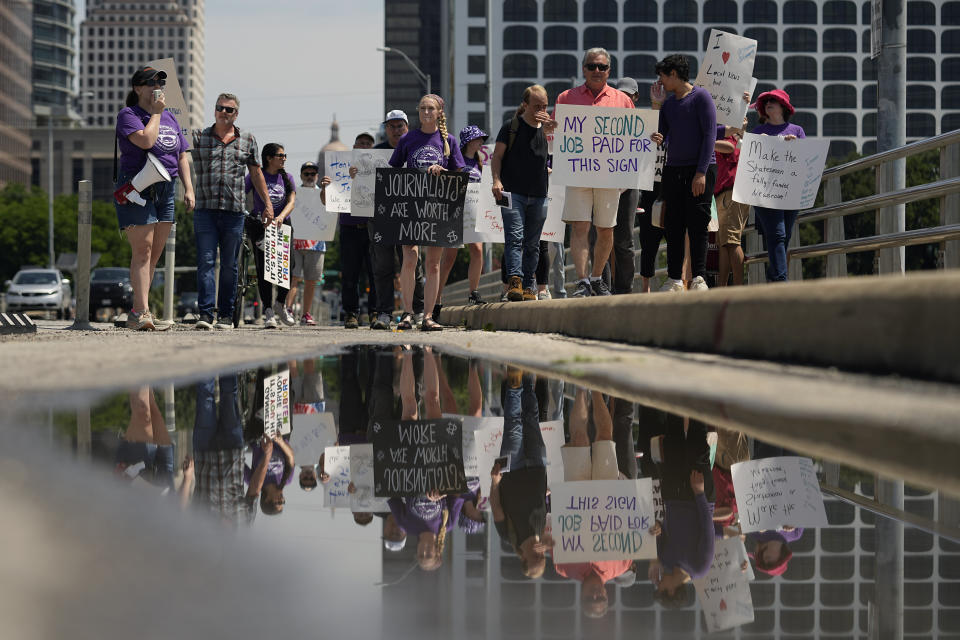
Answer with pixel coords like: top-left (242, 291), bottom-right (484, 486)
top-left (276, 303), bottom-right (296, 326)
top-left (263, 307), bottom-right (278, 328)
top-left (214, 318), bottom-right (234, 330)
top-left (537, 288), bottom-right (552, 301)
top-left (659, 278), bottom-right (685, 293)
top-left (689, 276), bottom-right (709, 291)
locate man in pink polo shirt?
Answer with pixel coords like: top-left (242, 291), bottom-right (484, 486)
top-left (555, 48), bottom-right (634, 297)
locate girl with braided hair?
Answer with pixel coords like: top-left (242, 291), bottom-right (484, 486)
top-left (389, 93), bottom-right (466, 331)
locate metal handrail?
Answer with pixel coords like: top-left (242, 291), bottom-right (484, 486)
top-left (795, 177), bottom-right (960, 225)
top-left (823, 128), bottom-right (960, 179)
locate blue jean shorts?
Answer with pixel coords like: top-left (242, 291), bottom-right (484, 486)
top-left (115, 170), bottom-right (176, 230)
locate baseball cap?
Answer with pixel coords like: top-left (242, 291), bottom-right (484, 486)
top-left (131, 66), bottom-right (167, 86)
top-left (384, 538), bottom-right (407, 552)
top-left (300, 161), bottom-right (319, 172)
top-left (617, 77), bottom-right (639, 95)
top-left (384, 109), bottom-right (408, 124)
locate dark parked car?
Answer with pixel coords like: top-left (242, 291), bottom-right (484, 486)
top-left (89, 268), bottom-right (133, 320)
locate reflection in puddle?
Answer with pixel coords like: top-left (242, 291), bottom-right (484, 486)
top-left (15, 346), bottom-right (960, 637)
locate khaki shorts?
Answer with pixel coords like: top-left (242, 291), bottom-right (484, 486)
top-left (292, 249), bottom-right (324, 281)
top-left (560, 440), bottom-right (622, 481)
top-left (716, 188), bottom-right (749, 246)
top-left (561, 186), bottom-right (621, 228)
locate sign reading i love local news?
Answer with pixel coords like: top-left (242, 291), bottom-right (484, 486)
top-left (552, 105), bottom-right (660, 190)
top-left (694, 30), bottom-right (758, 128)
top-left (373, 168), bottom-right (468, 248)
top-left (733, 134), bottom-right (829, 210)
top-left (263, 223), bottom-right (291, 288)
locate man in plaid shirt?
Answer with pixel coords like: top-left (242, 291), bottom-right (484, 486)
top-left (191, 92), bottom-right (272, 330)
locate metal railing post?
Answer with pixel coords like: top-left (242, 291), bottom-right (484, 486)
top-left (824, 176), bottom-right (847, 277)
top-left (941, 142), bottom-right (960, 269)
top-left (163, 223), bottom-right (176, 322)
top-left (788, 216), bottom-right (803, 281)
top-left (745, 207), bottom-right (765, 284)
top-left (68, 181), bottom-right (94, 330)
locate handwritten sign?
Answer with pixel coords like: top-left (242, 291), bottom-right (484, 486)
top-left (263, 223), bottom-right (291, 288)
top-left (733, 134), bottom-right (828, 210)
top-left (324, 150), bottom-right (352, 213)
top-left (463, 171), bottom-right (504, 244)
top-left (146, 57), bottom-right (190, 135)
top-left (350, 149), bottom-right (393, 217)
top-left (370, 418), bottom-right (467, 497)
top-left (349, 444), bottom-right (391, 513)
top-left (731, 456), bottom-right (828, 533)
top-left (539, 182), bottom-right (567, 241)
top-left (653, 143), bottom-right (666, 183)
top-left (472, 176), bottom-right (566, 243)
top-left (263, 369), bottom-right (291, 438)
top-left (323, 445), bottom-right (351, 508)
top-left (289, 187), bottom-right (337, 242)
top-left (551, 479), bottom-right (657, 562)
top-left (694, 30), bottom-right (758, 128)
top-left (373, 168), bottom-right (468, 248)
top-left (693, 537), bottom-right (755, 632)
top-left (290, 411), bottom-right (336, 465)
top-left (552, 105), bottom-right (659, 190)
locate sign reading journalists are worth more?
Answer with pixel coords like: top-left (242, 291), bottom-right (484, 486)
top-left (371, 418), bottom-right (467, 498)
top-left (373, 168), bottom-right (468, 248)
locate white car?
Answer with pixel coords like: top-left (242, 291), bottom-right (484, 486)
top-left (5, 268), bottom-right (73, 319)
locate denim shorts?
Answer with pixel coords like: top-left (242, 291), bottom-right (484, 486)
top-left (115, 170), bottom-right (176, 230)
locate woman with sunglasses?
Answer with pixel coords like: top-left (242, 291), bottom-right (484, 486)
top-left (115, 66), bottom-right (194, 330)
top-left (244, 143), bottom-right (296, 328)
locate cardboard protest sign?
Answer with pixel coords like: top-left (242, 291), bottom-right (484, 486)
top-left (349, 444), bottom-right (390, 513)
top-left (551, 479), bottom-right (657, 562)
top-left (263, 223), bottom-right (291, 288)
top-left (464, 171), bottom-right (505, 244)
top-left (552, 105), bottom-right (659, 190)
top-left (289, 187), bottom-right (337, 242)
top-left (263, 369), bottom-right (291, 438)
top-left (324, 150), bottom-right (352, 213)
top-left (693, 537), bottom-right (756, 632)
top-left (733, 134), bottom-right (828, 210)
top-left (653, 143), bottom-right (666, 183)
top-left (370, 418), bottom-right (467, 497)
top-left (731, 456), bottom-right (828, 533)
top-left (290, 411), bottom-right (336, 465)
top-left (694, 30), bottom-right (758, 128)
top-left (373, 168), bottom-right (468, 247)
top-left (323, 445), bottom-right (352, 508)
top-left (539, 182), bottom-right (566, 241)
top-left (350, 149), bottom-right (393, 218)
top-left (146, 57), bottom-right (190, 135)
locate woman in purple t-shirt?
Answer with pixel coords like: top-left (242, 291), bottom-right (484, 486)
top-left (750, 90), bottom-right (806, 282)
top-left (114, 66), bottom-right (193, 330)
top-left (388, 93), bottom-right (466, 331)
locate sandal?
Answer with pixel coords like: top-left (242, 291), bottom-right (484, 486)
top-left (397, 313), bottom-right (414, 330)
top-left (420, 318), bottom-right (443, 332)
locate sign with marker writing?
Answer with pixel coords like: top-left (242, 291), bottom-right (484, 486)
top-left (693, 537), bottom-right (756, 633)
top-left (371, 418), bottom-right (467, 497)
top-left (373, 168), bottom-right (468, 248)
top-left (323, 445), bottom-right (352, 508)
top-left (694, 30), bottom-right (758, 128)
top-left (263, 222), bottom-right (291, 288)
top-left (551, 479), bottom-right (657, 563)
top-left (146, 57), bottom-right (190, 135)
top-left (540, 183), bottom-right (567, 241)
top-left (464, 170), bottom-right (505, 244)
top-left (731, 456), bottom-right (828, 533)
top-left (471, 176), bottom-right (566, 243)
top-left (290, 411), bottom-right (336, 465)
top-left (350, 149), bottom-right (393, 217)
top-left (552, 105), bottom-right (660, 190)
top-left (263, 369), bottom-right (291, 438)
top-left (324, 150), bottom-right (352, 213)
top-left (349, 444), bottom-right (390, 513)
top-left (733, 134), bottom-right (828, 210)
top-left (289, 187), bottom-right (337, 242)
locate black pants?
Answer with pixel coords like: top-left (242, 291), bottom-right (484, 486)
top-left (660, 417), bottom-right (716, 503)
top-left (638, 183), bottom-right (664, 278)
top-left (662, 164), bottom-right (716, 280)
top-left (613, 188), bottom-right (639, 294)
top-left (245, 218), bottom-right (288, 309)
top-left (367, 226), bottom-right (424, 315)
top-left (341, 224), bottom-right (375, 315)
top-left (339, 348), bottom-right (368, 441)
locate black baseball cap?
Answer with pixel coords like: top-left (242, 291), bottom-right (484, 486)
top-left (131, 66), bottom-right (167, 86)
top-left (300, 161), bottom-right (320, 172)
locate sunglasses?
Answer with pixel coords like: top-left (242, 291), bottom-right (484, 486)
top-left (141, 77), bottom-right (166, 87)
top-left (215, 105), bottom-right (237, 113)
top-left (585, 63), bottom-right (610, 71)
top-left (272, 153), bottom-right (287, 159)
top-left (302, 171), bottom-right (318, 177)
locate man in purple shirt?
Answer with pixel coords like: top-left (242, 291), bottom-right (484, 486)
top-left (651, 54), bottom-right (717, 292)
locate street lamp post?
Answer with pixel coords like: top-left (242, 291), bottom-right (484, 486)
top-left (377, 46), bottom-right (431, 95)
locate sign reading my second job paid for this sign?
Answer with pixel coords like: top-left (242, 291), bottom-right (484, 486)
top-left (552, 105), bottom-right (660, 191)
top-left (551, 478), bottom-right (657, 563)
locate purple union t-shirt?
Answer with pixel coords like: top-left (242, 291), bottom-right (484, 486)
top-left (116, 105), bottom-right (189, 178)
top-left (750, 122), bottom-right (807, 139)
top-left (389, 128), bottom-right (466, 172)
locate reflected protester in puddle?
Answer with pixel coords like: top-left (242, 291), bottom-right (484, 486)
top-left (289, 359), bottom-right (325, 493)
top-left (648, 417), bottom-right (716, 608)
top-left (745, 438), bottom-right (805, 577)
top-left (490, 367), bottom-right (551, 579)
top-left (244, 367), bottom-right (295, 516)
top-left (713, 428), bottom-right (751, 539)
top-left (114, 386), bottom-right (186, 503)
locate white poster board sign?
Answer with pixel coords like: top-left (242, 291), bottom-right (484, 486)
top-left (693, 537), bottom-right (756, 632)
top-left (733, 134), bottom-right (828, 210)
top-left (731, 456), bottom-right (828, 533)
top-left (146, 57), bottom-right (190, 135)
top-left (694, 30), bottom-right (758, 128)
top-left (323, 445), bottom-right (352, 508)
top-left (350, 444), bottom-right (390, 513)
top-left (551, 479), bottom-right (657, 562)
top-left (290, 411), bottom-right (336, 465)
top-left (552, 105), bottom-right (659, 190)
top-left (263, 369), bottom-right (291, 438)
top-left (350, 149), bottom-right (393, 217)
top-left (263, 223), bottom-right (291, 288)
top-left (289, 187), bottom-right (337, 242)
top-left (324, 150), bottom-right (352, 213)
top-left (464, 171), bottom-right (506, 244)
top-left (472, 177), bottom-right (566, 243)
top-left (539, 182), bottom-right (567, 242)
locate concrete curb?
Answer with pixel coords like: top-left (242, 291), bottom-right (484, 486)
top-left (438, 271), bottom-right (960, 383)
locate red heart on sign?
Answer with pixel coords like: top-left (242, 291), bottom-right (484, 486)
top-left (720, 599), bottom-right (728, 611)
top-left (722, 51), bottom-right (730, 64)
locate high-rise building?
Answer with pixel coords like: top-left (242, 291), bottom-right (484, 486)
top-left (0, 0), bottom-right (33, 187)
top-left (78, 0), bottom-right (205, 131)
top-left (32, 0), bottom-right (79, 122)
